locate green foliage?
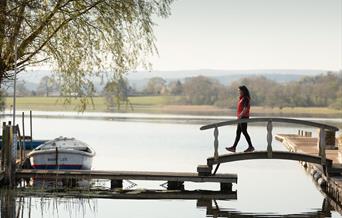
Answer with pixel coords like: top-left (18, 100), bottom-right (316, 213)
top-left (37, 76), bottom-right (59, 96)
top-left (183, 76), bottom-right (225, 105)
top-left (171, 71), bottom-right (342, 110)
top-left (0, 0), bottom-right (173, 110)
top-left (223, 71), bottom-right (342, 109)
top-left (168, 80), bottom-right (183, 95)
top-left (103, 77), bottom-right (132, 111)
top-left (143, 77), bottom-right (167, 95)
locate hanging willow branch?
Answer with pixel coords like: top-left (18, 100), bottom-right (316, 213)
top-left (0, 0), bottom-right (173, 110)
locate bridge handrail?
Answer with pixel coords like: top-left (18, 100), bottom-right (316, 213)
top-left (199, 117), bottom-right (338, 173)
top-left (200, 117), bottom-right (339, 131)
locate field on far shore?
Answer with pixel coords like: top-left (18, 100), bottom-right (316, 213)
top-left (4, 96), bottom-right (342, 118)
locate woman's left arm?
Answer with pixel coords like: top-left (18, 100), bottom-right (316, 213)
top-left (238, 107), bottom-right (248, 119)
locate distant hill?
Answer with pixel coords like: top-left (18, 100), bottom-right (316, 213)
top-left (127, 69), bottom-right (324, 90)
top-left (11, 69), bottom-right (326, 92)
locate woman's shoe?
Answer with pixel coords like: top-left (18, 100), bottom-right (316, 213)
top-left (244, 146), bottom-right (255, 152)
top-left (226, 146), bottom-right (236, 152)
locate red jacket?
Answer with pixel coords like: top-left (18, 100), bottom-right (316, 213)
top-left (237, 96), bottom-right (250, 118)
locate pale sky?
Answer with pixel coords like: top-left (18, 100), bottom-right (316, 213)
top-left (149, 0), bottom-right (342, 71)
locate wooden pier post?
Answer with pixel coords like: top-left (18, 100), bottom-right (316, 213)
top-left (30, 110), bottom-right (33, 150)
top-left (220, 183), bottom-right (232, 192)
top-left (196, 199), bottom-right (212, 208)
top-left (197, 164), bottom-right (212, 176)
top-left (267, 120), bottom-right (273, 158)
top-left (55, 147), bottom-right (59, 169)
top-left (110, 180), bottom-right (123, 189)
top-left (167, 181), bottom-right (184, 190)
top-left (214, 127), bottom-right (219, 161)
top-left (3, 125), bottom-right (10, 183)
top-left (318, 128), bottom-right (327, 168)
top-left (325, 130), bottom-right (336, 149)
top-left (22, 112), bottom-right (26, 156)
top-left (16, 125), bottom-right (23, 165)
top-left (10, 125), bottom-right (17, 187)
top-left (2, 123), bottom-right (16, 187)
top-left (1, 122), bottom-right (6, 171)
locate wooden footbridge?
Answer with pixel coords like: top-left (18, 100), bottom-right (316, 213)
top-left (197, 117), bottom-right (339, 175)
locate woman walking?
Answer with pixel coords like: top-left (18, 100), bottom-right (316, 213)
top-left (226, 85), bottom-right (255, 153)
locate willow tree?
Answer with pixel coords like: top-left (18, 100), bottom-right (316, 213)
top-left (0, 0), bottom-right (173, 110)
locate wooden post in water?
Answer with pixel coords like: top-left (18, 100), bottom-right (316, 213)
top-left (267, 120), bottom-right (273, 158)
top-left (55, 147), bottom-right (58, 169)
top-left (3, 123), bottom-right (15, 187)
top-left (1, 122), bottom-right (6, 170)
top-left (30, 110), bottom-right (32, 149)
top-left (16, 125), bottom-right (23, 164)
top-left (214, 127), bottom-right (219, 161)
top-left (22, 112), bottom-right (26, 158)
top-left (325, 130), bottom-right (336, 149)
top-left (167, 181), bottom-right (184, 190)
top-left (220, 182), bottom-right (232, 192)
top-left (110, 180), bottom-right (123, 189)
top-left (3, 124), bottom-right (10, 183)
top-left (318, 128), bottom-right (326, 167)
top-left (10, 124), bottom-right (17, 187)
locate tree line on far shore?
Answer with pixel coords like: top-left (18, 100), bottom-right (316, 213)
top-left (103, 71), bottom-right (341, 110)
top-left (1, 71), bottom-right (341, 111)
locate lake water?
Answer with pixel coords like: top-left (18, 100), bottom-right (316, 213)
top-left (0, 112), bottom-right (341, 217)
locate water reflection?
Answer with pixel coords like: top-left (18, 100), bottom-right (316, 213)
top-left (0, 115), bottom-right (341, 217)
top-left (0, 189), bottom-right (96, 218)
top-left (0, 190), bottom-right (15, 218)
top-left (0, 188), bottom-right (336, 218)
top-left (202, 199), bottom-right (332, 217)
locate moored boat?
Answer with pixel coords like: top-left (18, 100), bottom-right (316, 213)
top-left (0, 138), bottom-right (48, 150)
top-left (28, 137), bottom-right (95, 170)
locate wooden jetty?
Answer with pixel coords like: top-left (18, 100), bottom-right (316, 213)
top-left (275, 132), bottom-right (342, 214)
top-left (0, 120), bottom-right (237, 197)
top-left (14, 169), bottom-right (237, 191)
top-left (198, 117), bottom-right (341, 214)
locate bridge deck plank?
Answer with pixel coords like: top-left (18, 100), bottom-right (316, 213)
top-left (279, 134), bottom-right (340, 164)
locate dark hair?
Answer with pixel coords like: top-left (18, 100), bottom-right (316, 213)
top-left (238, 85), bottom-right (250, 98)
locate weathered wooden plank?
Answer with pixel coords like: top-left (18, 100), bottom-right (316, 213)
top-left (200, 117), bottom-right (339, 131)
top-left (16, 169), bottom-right (238, 183)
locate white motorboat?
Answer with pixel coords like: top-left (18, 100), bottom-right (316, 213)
top-left (28, 137), bottom-right (95, 170)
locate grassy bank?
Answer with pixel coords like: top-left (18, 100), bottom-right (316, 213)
top-left (4, 96), bottom-right (342, 118)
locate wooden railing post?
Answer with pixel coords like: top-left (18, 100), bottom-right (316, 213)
top-left (22, 112), bottom-right (26, 158)
top-left (318, 128), bottom-right (326, 166)
top-left (267, 120), bottom-right (273, 158)
top-left (30, 110), bottom-right (33, 150)
top-left (1, 122), bottom-right (6, 171)
top-left (214, 127), bottom-right (219, 161)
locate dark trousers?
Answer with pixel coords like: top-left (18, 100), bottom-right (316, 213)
top-left (233, 122), bottom-right (253, 147)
